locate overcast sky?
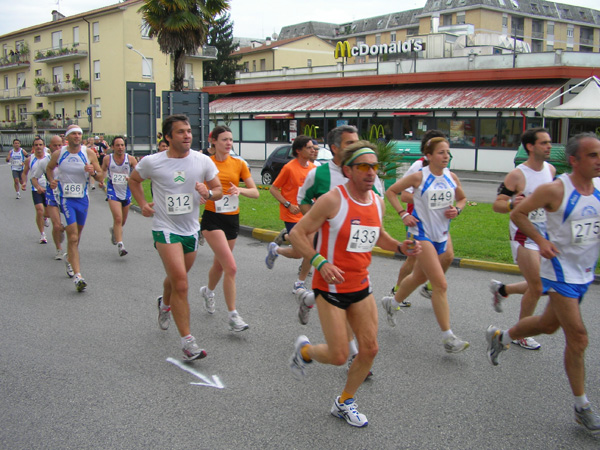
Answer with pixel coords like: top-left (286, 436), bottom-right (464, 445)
top-left (1, 0), bottom-right (599, 38)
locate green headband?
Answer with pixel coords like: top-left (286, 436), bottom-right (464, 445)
top-left (344, 148), bottom-right (377, 166)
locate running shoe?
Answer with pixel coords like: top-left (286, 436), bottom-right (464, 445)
top-left (295, 288), bottom-right (314, 325)
top-left (289, 335), bottom-right (311, 380)
top-left (292, 280), bottom-right (305, 294)
top-left (109, 227), bottom-right (116, 245)
top-left (489, 279), bottom-right (506, 313)
top-left (443, 334), bottom-right (469, 353)
top-left (199, 286), bottom-right (215, 314)
top-left (44, 217), bottom-right (50, 228)
top-left (157, 296), bottom-right (170, 330)
top-left (346, 353), bottom-right (373, 380)
top-left (16, 192), bottom-right (20, 199)
top-left (265, 242), bottom-right (279, 269)
top-left (389, 286), bottom-right (411, 307)
top-left (182, 336), bottom-right (207, 362)
top-left (91, 185), bottom-right (96, 190)
top-left (117, 243), bottom-right (128, 257)
top-left (229, 313), bottom-right (249, 332)
top-left (64, 254), bottom-right (74, 278)
top-left (54, 249), bottom-right (63, 260)
top-left (74, 274), bottom-right (87, 292)
top-left (330, 396), bottom-right (368, 427)
top-left (381, 296), bottom-right (401, 327)
top-left (39, 233), bottom-right (47, 244)
top-left (420, 284), bottom-right (432, 299)
top-left (486, 325), bottom-right (509, 366)
top-left (198, 233), bottom-right (205, 246)
top-left (512, 337), bottom-right (541, 350)
top-left (575, 404), bottom-right (600, 435)
top-left (274, 228), bottom-right (287, 246)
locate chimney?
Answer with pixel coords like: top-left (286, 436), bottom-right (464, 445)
top-left (266, 37), bottom-right (272, 46)
top-left (51, 10), bottom-right (66, 22)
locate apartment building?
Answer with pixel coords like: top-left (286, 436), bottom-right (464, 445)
top-left (0, 0), bottom-right (213, 138)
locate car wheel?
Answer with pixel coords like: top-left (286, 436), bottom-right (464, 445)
top-left (262, 171), bottom-right (274, 185)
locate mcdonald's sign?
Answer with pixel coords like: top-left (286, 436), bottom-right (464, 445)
top-left (334, 41), bottom-right (353, 58)
top-left (369, 124), bottom-right (385, 141)
top-left (304, 124), bottom-right (319, 138)
top-left (334, 39), bottom-right (424, 58)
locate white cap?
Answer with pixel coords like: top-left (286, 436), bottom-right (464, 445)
top-left (94, 136), bottom-right (100, 139)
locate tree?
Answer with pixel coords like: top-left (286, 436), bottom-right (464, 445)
top-left (139, 0), bottom-right (230, 91)
top-left (203, 13), bottom-right (242, 87)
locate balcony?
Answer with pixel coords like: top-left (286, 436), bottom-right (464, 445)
top-left (580, 37), bottom-right (594, 46)
top-left (0, 86), bottom-right (32, 102)
top-left (0, 54), bottom-right (30, 72)
top-left (34, 43), bottom-right (88, 63)
top-left (186, 45), bottom-right (218, 60)
top-left (35, 79), bottom-right (89, 97)
top-left (532, 30), bottom-right (544, 40)
top-left (36, 117), bottom-right (87, 130)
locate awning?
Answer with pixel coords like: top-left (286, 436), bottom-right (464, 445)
top-left (253, 113), bottom-right (295, 119)
top-left (210, 83), bottom-right (563, 115)
top-left (540, 76), bottom-right (600, 119)
top-left (392, 112), bottom-right (429, 116)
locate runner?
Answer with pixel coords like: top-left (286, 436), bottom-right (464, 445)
top-left (6, 138), bottom-right (28, 199)
top-left (199, 125), bottom-right (258, 331)
top-left (487, 133), bottom-right (600, 434)
top-left (288, 141), bottom-right (420, 427)
top-left (46, 125), bottom-right (103, 292)
top-left (22, 137), bottom-right (49, 244)
top-left (129, 114), bottom-right (223, 361)
top-left (382, 137), bottom-right (469, 353)
top-left (32, 135), bottom-right (65, 259)
top-left (489, 127), bottom-right (555, 350)
top-left (101, 136), bottom-right (137, 257)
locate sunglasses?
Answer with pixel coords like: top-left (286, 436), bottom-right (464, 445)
top-left (350, 162), bottom-right (379, 172)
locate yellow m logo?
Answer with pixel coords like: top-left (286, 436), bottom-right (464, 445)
top-left (369, 124), bottom-right (385, 141)
top-left (304, 124), bottom-right (318, 138)
top-left (334, 41), bottom-right (352, 59)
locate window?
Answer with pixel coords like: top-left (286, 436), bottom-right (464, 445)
top-left (546, 44), bottom-right (554, 51)
top-left (241, 119), bottom-right (265, 141)
top-left (15, 40), bottom-right (25, 52)
top-left (35, 69), bottom-right (42, 76)
top-left (52, 66), bottom-right (63, 84)
top-left (142, 57), bottom-right (153, 79)
top-left (435, 118), bottom-right (476, 147)
top-left (442, 14), bottom-right (452, 26)
top-left (73, 26), bottom-right (79, 44)
top-left (3, 76), bottom-right (8, 90)
top-left (456, 13), bottom-right (465, 25)
top-left (547, 23), bottom-right (554, 35)
top-left (407, 27), bottom-right (419, 36)
top-left (93, 60), bottom-right (100, 80)
top-left (5, 105), bottom-right (10, 121)
top-left (36, 103), bottom-right (43, 109)
top-left (267, 120), bottom-right (290, 142)
top-left (18, 104), bottom-right (27, 122)
top-left (567, 28), bottom-right (574, 38)
top-left (141, 19), bottom-right (151, 39)
top-left (376, 34), bottom-right (381, 45)
top-left (16, 72), bottom-right (26, 88)
top-left (307, 59), bottom-right (312, 67)
top-left (73, 63), bottom-right (80, 79)
top-left (51, 31), bottom-right (62, 49)
top-left (479, 117), bottom-right (522, 148)
top-left (34, 35), bottom-right (41, 43)
top-left (390, 31), bottom-right (396, 42)
top-left (75, 99), bottom-right (83, 118)
top-left (260, 58), bottom-right (266, 71)
top-left (243, 61), bottom-right (249, 72)
top-left (2, 44), bottom-right (7, 57)
top-left (252, 60), bottom-right (256, 72)
top-left (94, 98), bottom-right (101, 118)
top-left (502, 15), bottom-right (508, 27)
top-left (53, 101), bottom-right (63, 119)
top-left (93, 22), bottom-right (100, 42)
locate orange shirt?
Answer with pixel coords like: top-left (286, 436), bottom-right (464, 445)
top-left (204, 155), bottom-right (251, 215)
top-left (272, 158), bottom-right (315, 223)
top-left (313, 184), bottom-right (382, 293)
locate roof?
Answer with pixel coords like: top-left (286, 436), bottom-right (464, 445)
top-left (542, 76), bottom-right (600, 118)
top-left (232, 35), bottom-right (331, 56)
top-left (210, 82), bottom-right (563, 114)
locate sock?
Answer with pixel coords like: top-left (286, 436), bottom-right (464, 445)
top-left (295, 279), bottom-right (303, 286)
top-left (228, 310), bottom-right (238, 319)
top-left (181, 335), bottom-right (193, 346)
top-left (160, 301), bottom-right (170, 312)
top-left (117, 241), bottom-right (123, 246)
top-left (340, 390), bottom-right (353, 403)
top-left (575, 394), bottom-right (590, 410)
top-left (206, 287), bottom-right (214, 296)
top-left (499, 284), bottom-right (508, 297)
top-left (500, 330), bottom-right (513, 346)
top-left (300, 344), bottom-right (312, 362)
top-left (442, 329), bottom-right (454, 340)
top-left (392, 298), bottom-right (402, 308)
top-left (74, 272), bottom-right (81, 278)
top-left (348, 339), bottom-right (358, 356)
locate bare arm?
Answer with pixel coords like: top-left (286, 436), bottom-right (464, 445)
top-left (446, 172), bottom-right (467, 219)
top-left (386, 172), bottom-right (422, 227)
top-left (492, 169), bottom-right (525, 214)
top-left (128, 170), bottom-right (154, 217)
top-left (196, 176), bottom-right (223, 205)
top-left (85, 149), bottom-right (103, 183)
top-left (235, 176), bottom-right (259, 199)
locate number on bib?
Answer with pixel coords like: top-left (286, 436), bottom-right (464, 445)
top-left (215, 194), bottom-right (239, 213)
top-left (111, 173), bottom-right (128, 185)
top-left (528, 208), bottom-right (546, 224)
top-left (62, 183), bottom-right (85, 198)
top-left (427, 188), bottom-right (454, 210)
top-left (347, 224), bottom-right (380, 253)
top-left (571, 218), bottom-right (600, 245)
top-left (166, 193), bottom-right (192, 215)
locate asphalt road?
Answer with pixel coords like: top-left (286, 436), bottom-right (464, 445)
top-left (1, 162), bottom-right (599, 449)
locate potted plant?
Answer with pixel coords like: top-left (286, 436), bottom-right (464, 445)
top-left (34, 77), bottom-right (46, 92)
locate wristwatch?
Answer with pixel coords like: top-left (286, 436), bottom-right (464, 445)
top-left (455, 207), bottom-right (462, 215)
top-left (208, 190), bottom-right (213, 199)
top-left (284, 201), bottom-right (291, 208)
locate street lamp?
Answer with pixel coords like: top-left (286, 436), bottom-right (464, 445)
top-left (126, 43), bottom-right (153, 81)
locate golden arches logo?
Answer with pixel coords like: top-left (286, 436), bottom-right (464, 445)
top-left (369, 124), bottom-right (385, 141)
top-left (334, 41), bottom-right (352, 59)
top-left (304, 124), bottom-right (318, 138)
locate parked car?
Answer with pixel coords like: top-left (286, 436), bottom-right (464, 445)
top-left (260, 144), bottom-right (333, 185)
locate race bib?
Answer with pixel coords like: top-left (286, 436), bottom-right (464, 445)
top-left (571, 218), bottom-right (600, 245)
top-left (347, 224), bottom-right (380, 253)
top-left (427, 188), bottom-right (454, 210)
top-left (166, 193), bottom-right (192, 215)
top-left (111, 173), bottom-right (128, 185)
top-left (215, 194), bottom-right (239, 213)
top-left (62, 183), bottom-right (85, 198)
top-left (528, 208), bottom-right (546, 224)
top-left (10, 159), bottom-right (23, 170)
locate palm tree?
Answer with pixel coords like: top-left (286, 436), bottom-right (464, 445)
top-left (139, 0), bottom-right (230, 91)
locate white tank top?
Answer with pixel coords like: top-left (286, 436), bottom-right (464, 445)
top-left (56, 146), bottom-right (90, 199)
top-left (107, 153), bottom-right (132, 200)
top-left (541, 174), bottom-right (600, 284)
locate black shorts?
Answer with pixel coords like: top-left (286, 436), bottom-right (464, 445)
top-left (32, 190), bottom-right (47, 206)
top-left (201, 209), bottom-right (240, 241)
top-left (314, 286), bottom-right (372, 310)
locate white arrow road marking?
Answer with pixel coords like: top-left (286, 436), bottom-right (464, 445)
top-left (166, 357), bottom-right (225, 389)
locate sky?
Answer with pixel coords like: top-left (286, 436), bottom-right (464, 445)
top-left (1, 0), bottom-right (599, 38)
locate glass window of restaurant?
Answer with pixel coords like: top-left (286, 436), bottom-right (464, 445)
top-left (218, 120), bottom-right (240, 142)
top-left (397, 117), bottom-right (436, 141)
top-left (435, 117), bottom-right (476, 147)
top-left (267, 119), bottom-right (290, 142)
top-left (241, 119), bottom-right (265, 142)
top-left (359, 117), bottom-right (393, 141)
top-left (325, 118), bottom-right (359, 140)
top-left (297, 118), bottom-right (326, 143)
top-left (479, 117), bottom-right (522, 148)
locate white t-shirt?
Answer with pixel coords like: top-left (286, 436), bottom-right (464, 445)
top-left (135, 150), bottom-right (219, 236)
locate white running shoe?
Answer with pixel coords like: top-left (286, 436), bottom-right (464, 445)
top-left (44, 217), bottom-right (50, 228)
top-left (443, 334), bottom-right (469, 353)
top-left (157, 296), bottom-right (170, 330)
top-left (54, 249), bottom-right (63, 260)
top-left (74, 274), bottom-right (87, 292)
top-left (330, 396), bottom-right (368, 427)
top-left (39, 233), bottom-right (47, 244)
top-left (182, 336), bottom-right (207, 362)
top-left (489, 279), bottom-right (506, 313)
top-left (117, 243), bottom-right (128, 257)
top-left (420, 285), bottom-right (432, 299)
top-left (64, 254), bottom-right (74, 278)
top-left (265, 242), bottom-right (279, 269)
top-left (199, 286), bottom-right (215, 314)
top-left (292, 280), bottom-right (306, 294)
top-left (486, 325), bottom-right (509, 366)
top-left (289, 335), bottom-right (311, 380)
top-left (575, 404), bottom-right (600, 435)
top-left (381, 296), bottom-right (401, 327)
top-left (16, 192), bottom-right (20, 199)
top-left (229, 313), bottom-right (249, 332)
top-left (295, 288), bottom-right (314, 325)
top-left (512, 337), bottom-right (541, 350)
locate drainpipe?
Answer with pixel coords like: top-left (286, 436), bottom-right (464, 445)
top-left (83, 17), bottom-right (93, 133)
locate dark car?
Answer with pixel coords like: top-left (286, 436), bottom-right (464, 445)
top-left (260, 144), bottom-right (333, 185)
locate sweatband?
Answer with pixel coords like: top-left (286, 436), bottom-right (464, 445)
top-left (65, 127), bottom-right (83, 137)
top-left (344, 148), bottom-right (377, 166)
top-left (310, 254), bottom-right (328, 270)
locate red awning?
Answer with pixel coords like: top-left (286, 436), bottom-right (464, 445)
top-left (392, 112), bottom-right (429, 116)
top-left (253, 113), bottom-right (294, 119)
